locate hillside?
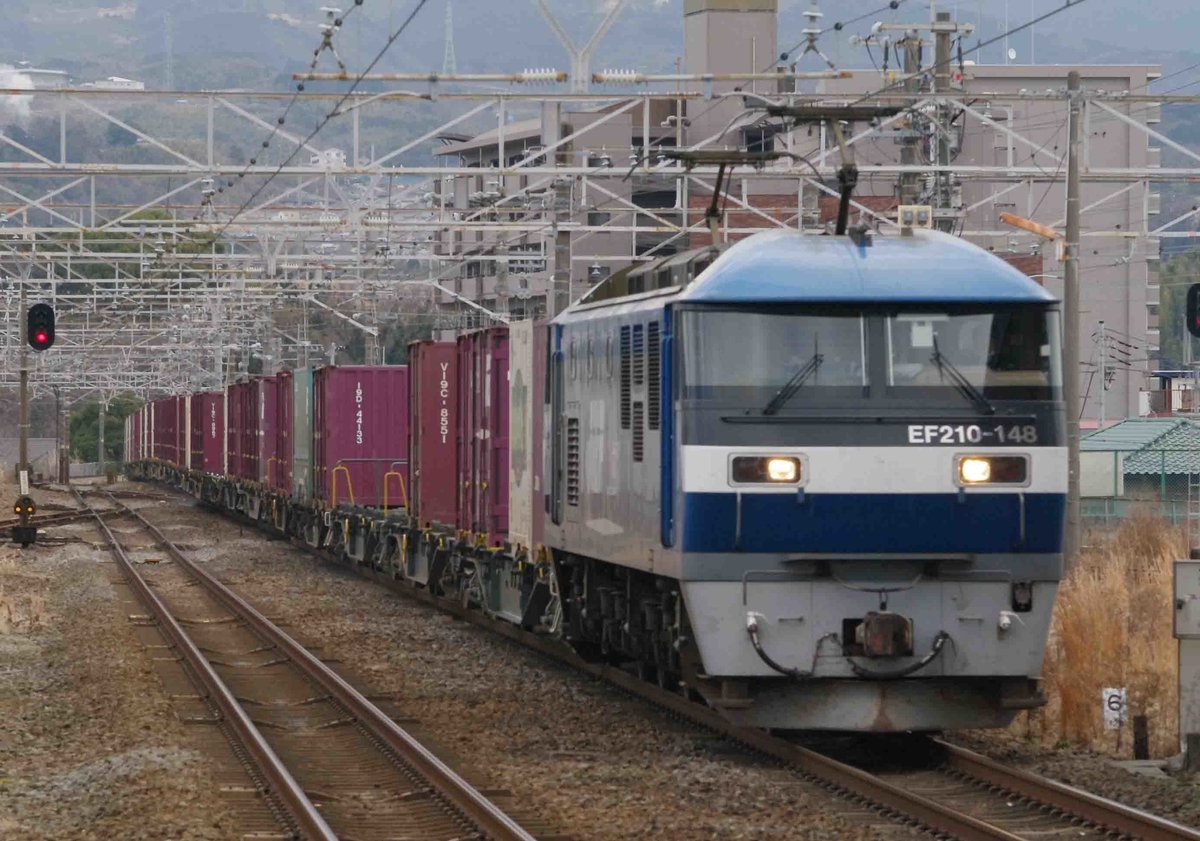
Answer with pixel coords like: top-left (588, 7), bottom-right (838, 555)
top-left (9, 1), bottom-right (1200, 90)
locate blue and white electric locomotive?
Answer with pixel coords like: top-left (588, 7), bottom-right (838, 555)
top-left (544, 228), bottom-right (1065, 731)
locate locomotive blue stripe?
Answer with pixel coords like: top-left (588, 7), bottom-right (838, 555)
top-left (680, 492), bottom-right (1066, 554)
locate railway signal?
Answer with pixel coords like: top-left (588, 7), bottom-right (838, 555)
top-left (12, 495), bottom-right (36, 547)
top-left (1188, 285), bottom-right (1200, 339)
top-left (27, 303), bottom-right (55, 351)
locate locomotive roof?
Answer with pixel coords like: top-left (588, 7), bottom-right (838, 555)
top-left (680, 229), bottom-right (1057, 305)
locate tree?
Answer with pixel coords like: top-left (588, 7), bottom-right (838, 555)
top-left (385, 319), bottom-right (434, 365)
top-left (69, 393), bottom-right (143, 465)
top-left (1158, 250), bottom-right (1200, 369)
top-left (105, 121), bottom-right (137, 148)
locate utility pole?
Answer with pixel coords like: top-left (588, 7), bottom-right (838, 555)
top-left (542, 100), bottom-right (571, 317)
top-left (17, 273), bottom-right (28, 492)
top-left (1098, 320), bottom-right (1107, 428)
top-left (53, 387), bottom-right (60, 483)
top-left (1064, 71), bottom-right (1083, 564)
top-left (98, 396), bottom-right (107, 477)
top-left (61, 407), bottom-right (70, 483)
top-left (899, 33), bottom-right (922, 207)
top-left (933, 12), bottom-right (954, 231)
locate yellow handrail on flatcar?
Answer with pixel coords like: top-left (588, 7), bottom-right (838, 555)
top-left (383, 471), bottom-right (409, 511)
top-left (331, 465), bottom-right (354, 507)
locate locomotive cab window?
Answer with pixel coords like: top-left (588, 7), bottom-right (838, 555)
top-left (887, 306), bottom-right (1061, 401)
top-left (680, 307), bottom-right (868, 407)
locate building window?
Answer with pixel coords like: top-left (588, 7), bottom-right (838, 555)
top-left (743, 128), bottom-right (772, 154)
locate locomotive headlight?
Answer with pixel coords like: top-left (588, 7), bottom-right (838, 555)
top-left (956, 455), bottom-right (1029, 486)
top-left (731, 456), bottom-right (802, 485)
top-left (959, 457), bottom-right (992, 484)
top-left (767, 458), bottom-right (798, 483)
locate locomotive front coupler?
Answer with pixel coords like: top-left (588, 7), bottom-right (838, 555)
top-left (856, 611), bottom-right (915, 659)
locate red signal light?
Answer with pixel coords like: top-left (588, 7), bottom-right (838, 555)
top-left (27, 303), bottom-right (54, 350)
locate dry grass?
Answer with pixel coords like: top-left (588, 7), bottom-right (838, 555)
top-left (1019, 513), bottom-right (1182, 757)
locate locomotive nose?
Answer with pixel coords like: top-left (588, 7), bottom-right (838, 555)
top-left (681, 444), bottom-right (1064, 556)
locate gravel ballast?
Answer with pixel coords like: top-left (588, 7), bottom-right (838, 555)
top-left (0, 493), bottom-right (239, 841)
top-left (119, 490), bottom-right (1200, 839)
top-left (949, 730), bottom-right (1200, 827)
top-left (151, 498), bottom-right (903, 841)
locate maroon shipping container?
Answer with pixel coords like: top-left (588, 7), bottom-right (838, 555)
top-left (176, 395), bottom-right (189, 468)
top-left (190, 392), bottom-right (225, 474)
top-left (226, 381), bottom-right (253, 481)
top-left (255, 377), bottom-right (278, 487)
top-left (313, 366), bottom-right (409, 509)
top-left (153, 397), bottom-right (179, 464)
top-left (223, 376), bottom-right (277, 484)
top-left (408, 341), bottom-right (458, 527)
top-left (456, 328), bottom-right (510, 546)
top-left (274, 371), bottom-right (294, 495)
top-left (150, 399), bottom-right (160, 460)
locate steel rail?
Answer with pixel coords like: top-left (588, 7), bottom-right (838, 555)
top-left (366, 562), bottom-right (1200, 841)
top-left (0, 507), bottom-right (130, 532)
top-left (146, 475), bottom-right (1200, 841)
top-left (71, 488), bottom-right (339, 841)
top-left (938, 740), bottom-right (1200, 841)
top-left (353, 567), bottom-right (1025, 841)
top-left (102, 491), bottom-right (540, 841)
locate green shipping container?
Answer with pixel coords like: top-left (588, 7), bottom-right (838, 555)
top-left (292, 367), bottom-right (314, 502)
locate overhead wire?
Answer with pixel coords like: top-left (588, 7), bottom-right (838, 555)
top-left (210, 0), bottom-right (433, 240)
top-left (189, 2), bottom-right (369, 227)
top-left (845, 0), bottom-right (1092, 108)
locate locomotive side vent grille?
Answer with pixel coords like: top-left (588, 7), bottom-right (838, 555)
top-left (632, 402), bottom-right (645, 462)
top-left (632, 325), bottom-right (645, 387)
top-left (620, 326), bottom-right (632, 429)
top-left (566, 417), bottom-right (581, 507)
top-left (647, 321), bottom-right (661, 430)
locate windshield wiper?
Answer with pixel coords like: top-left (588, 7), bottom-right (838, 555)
top-left (762, 352), bottom-right (824, 416)
top-left (930, 337), bottom-right (996, 415)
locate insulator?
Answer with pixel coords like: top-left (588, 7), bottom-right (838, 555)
top-left (520, 68), bottom-right (561, 85)
top-left (597, 68), bottom-right (639, 85)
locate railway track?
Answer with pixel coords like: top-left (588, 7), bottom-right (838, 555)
top-left (133, 482), bottom-right (1200, 841)
top-left (0, 507), bottom-right (126, 535)
top-left (76, 486), bottom-right (548, 841)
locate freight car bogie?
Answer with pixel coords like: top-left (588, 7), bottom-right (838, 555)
top-left (468, 549), bottom-right (553, 629)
